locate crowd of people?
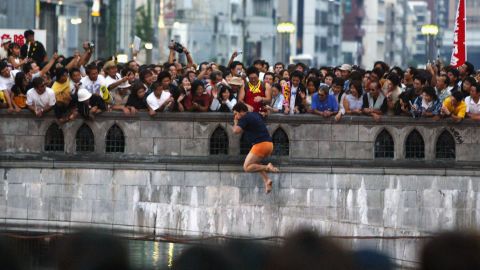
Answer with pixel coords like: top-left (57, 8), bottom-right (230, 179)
top-left (1, 30), bottom-right (480, 124)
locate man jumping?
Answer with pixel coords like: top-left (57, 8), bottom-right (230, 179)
top-left (232, 102), bottom-right (279, 193)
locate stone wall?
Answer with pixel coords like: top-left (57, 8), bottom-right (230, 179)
top-left (0, 111), bottom-right (479, 164)
top-left (2, 112), bottom-right (480, 267)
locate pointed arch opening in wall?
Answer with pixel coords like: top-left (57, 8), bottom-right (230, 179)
top-left (76, 124), bottom-right (95, 152)
top-left (209, 126), bottom-right (229, 155)
top-left (240, 133), bottom-right (251, 155)
top-left (272, 128), bottom-right (289, 156)
top-left (105, 124), bottom-right (125, 153)
top-left (436, 130), bottom-right (456, 159)
top-left (405, 129), bottom-right (425, 159)
top-left (374, 129), bottom-right (394, 159)
top-left (44, 123), bottom-right (64, 152)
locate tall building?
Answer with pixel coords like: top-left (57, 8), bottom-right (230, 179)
top-left (361, 0), bottom-right (387, 69)
top-left (0, 0), bottom-right (36, 29)
top-left (278, 0), bottom-right (342, 67)
top-left (167, 0), bottom-right (275, 65)
top-left (408, 1), bottom-right (431, 65)
top-left (342, 0), bottom-right (365, 66)
top-left (385, 0), bottom-right (410, 67)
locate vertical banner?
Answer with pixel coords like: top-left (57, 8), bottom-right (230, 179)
top-left (450, 0), bottom-right (466, 67)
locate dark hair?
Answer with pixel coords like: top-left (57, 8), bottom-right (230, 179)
top-left (390, 66), bottom-right (404, 79)
top-left (120, 67), bottom-right (133, 77)
top-left (464, 61), bottom-right (475, 75)
top-left (191, 80), bottom-right (205, 94)
top-left (452, 90), bottom-right (464, 101)
top-left (232, 102), bottom-right (248, 112)
top-left (253, 59), bottom-right (263, 66)
top-left (472, 82), bottom-right (480, 94)
top-left (24, 29), bottom-right (35, 38)
top-left (350, 80), bottom-right (363, 97)
top-left (246, 66), bottom-right (259, 76)
top-left (413, 75), bottom-right (427, 86)
top-left (374, 61), bottom-right (389, 72)
top-left (274, 62), bottom-right (284, 69)
top-left (32, 76), bottom-right (44, 88)
top-left (12, 72), bottom-right (27, 95)
top-left (156, 71), bottom-right (171, 83)
top-left (150, 81), bottom-right (162, 92)
top-left (7, 42), bottom-right (20, 57)
top-left (0, 61), bottom-right (8, 73)
top-left (85, 63), bottom-right (99, 74)
top-left (130, 81), bottom-right (146, 97)
top-left (138, 69), bottom-right (152, 82)
top-left (217, 84), bottom-right (232, 100)
top-left (439, 73), bottom-right (450, 86)
top-left (210, 70), bottom-right (223, 81)
top-left (371, 67), bottom-right (385, 80)
top-left (55, 68), bottom-right (68, 81)
top-left (264, 72), bottom-right (275, 79)
top-left (464, 76), bottom-right (477, 86)
top-left (332, 77), bottom-right (345, 87)
top-left (290, 70), bottom-right (304, 80)
top-left (407, 66), bottom-right (418, 77)
top-left (229, 61), bottom-right (243, 70)
top-left (386, 73), bottom-right (401, 87)
top-left (271, 83), bottom-right (282, 93)
top-left (306, 77), bottom-right (319, 89)
top-left (447, 67), bottom-right (460, 78)
top-left (422, 86), bottom-right (438, 100)
top-left (350, 71), bottom-right (363, 82)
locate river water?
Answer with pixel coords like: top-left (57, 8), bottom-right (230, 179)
top-left (5, 235), bottom-right (186, 270)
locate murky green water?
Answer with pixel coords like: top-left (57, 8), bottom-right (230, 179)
top-left (5, 235), bottom-right (186, 270)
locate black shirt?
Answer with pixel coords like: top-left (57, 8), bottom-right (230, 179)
top-left (21, 41), bottom-right (47, 65)
top-left (237, 112), bottom-right (272, 145)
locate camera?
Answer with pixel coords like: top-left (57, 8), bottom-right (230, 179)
top-left (171, 40), bottom-right (184, 53)
top-left (87, 42), bottom-right (95, 49)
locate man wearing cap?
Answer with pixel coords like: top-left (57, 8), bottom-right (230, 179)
top-left (76, 88), bottom-right (106, 120)
top-left (0, 37), bottom-right (12, 60)
top-left (21, 30), bottom-right (47, 65)
top-left (227, 76), bottom-right (244, 100)
top-left (339, 64), bottom-right (352, 92)
top-left (104, 60), bottom-right (133, 92)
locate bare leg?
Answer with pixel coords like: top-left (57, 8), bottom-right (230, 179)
top-left (243, 153), bottom-right (273, 193)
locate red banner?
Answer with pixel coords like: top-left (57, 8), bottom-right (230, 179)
top-left (450, 0), bottom-right (466, 67)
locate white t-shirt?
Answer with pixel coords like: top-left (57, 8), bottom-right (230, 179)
top-left (465, 96), bottom-right (480, 114)
top-left (104, 73), bottom-right (122, 91)
top-left (0, 69), bottom-right (19, 92)
top-left (80, 75), bottom-right (106, 95)
top-left (146, 91), bottom-right (171, 111)
top-left (26, 87), bottom-right (56, 109)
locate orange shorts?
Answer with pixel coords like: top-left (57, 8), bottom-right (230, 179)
top-left (250, 141), bottom-right (273, 158)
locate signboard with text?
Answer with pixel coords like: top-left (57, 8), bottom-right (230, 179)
top-left (0, 29), bottom-right (47, 49)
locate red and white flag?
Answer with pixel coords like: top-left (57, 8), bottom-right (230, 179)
top-left (450, 0), bottom-right (466, 67)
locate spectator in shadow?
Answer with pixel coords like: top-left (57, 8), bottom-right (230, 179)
top-left (266, 229), bottom-right (355, 270)
top-left (421, 231), bottom-right (480, 270)
top-left (57, 230), bottom-right (130, 270)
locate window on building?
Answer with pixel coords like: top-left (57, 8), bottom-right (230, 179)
top-left (321, 37), bottom-right (327, 51)
top-left (105, 124), bottom-right (125, 153)
top-left (76, 124), bottom-right (95, 152)
top-left (315, 9), bottom-right (321, 25)
top-left (210, 127), bottom-right (229, 155)
top-left (45, 123), bottom-right (64, 152)
top-left (321, 11), bottom-right (328, 25)
top-left (315, 36), bottom-right (321, 52)
top-left (405, 129), bottom-right (424, 159)
top-left (436, 130), bottom-right (455, 159)
top-left (240, 133), bottom-right (251, 155)
top-left (253, 0), bottom-right (271, 17)
top-left (374, 129), bottom-right (394, 159)
top-left (272, 128), bottom-right (289, 156)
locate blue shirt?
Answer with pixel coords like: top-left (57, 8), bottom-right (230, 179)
top-left (311, 93), bottom-right (339, 112)
top-left (238, 112), bottom-right (272, 145)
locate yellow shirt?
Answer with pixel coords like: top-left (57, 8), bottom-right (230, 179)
top-left (51, 79), bottom-right (71, 104)
top-left (442, 96), bottom-right (466, 119)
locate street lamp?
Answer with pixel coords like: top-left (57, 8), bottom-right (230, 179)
top-left (277, 22), bottom-right (295, 64)
top-left (421, 24), bottom-right (439, 63)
